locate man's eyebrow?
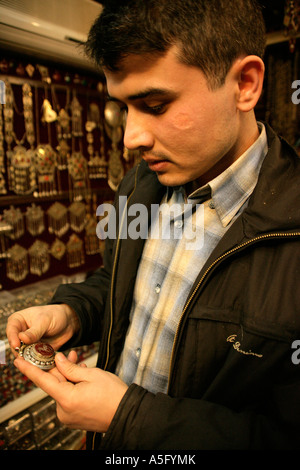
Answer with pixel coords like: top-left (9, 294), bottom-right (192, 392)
top-left (108, 87), bottom-right (176, 102)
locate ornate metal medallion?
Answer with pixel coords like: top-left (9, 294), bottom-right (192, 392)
top-left (17, 342), bottom-right (56, 370)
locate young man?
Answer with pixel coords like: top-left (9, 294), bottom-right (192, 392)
top-left (7, 0), bottom-right (300, 449)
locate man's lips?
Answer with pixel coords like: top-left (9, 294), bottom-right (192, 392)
top-left (143, 155), bottom-right (170, 171)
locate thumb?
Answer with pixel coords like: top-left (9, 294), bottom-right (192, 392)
top-left (19, 319), bottom-right (49, 345)
top-left (55, 353), bottom-right (87, 383)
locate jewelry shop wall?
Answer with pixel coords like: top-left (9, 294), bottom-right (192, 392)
top-left (257, 0), bottom-right (300, 153)
top-left (0, 49), bottom-right (139, 292)
top-left (0, 51), bottom-right (140, 444)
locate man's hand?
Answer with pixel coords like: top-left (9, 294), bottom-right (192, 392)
top-left (6, 304), bottom-right (80, 355)
top-left (14, 352), bottom-right (128, 433)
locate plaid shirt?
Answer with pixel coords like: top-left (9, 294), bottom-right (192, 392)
top-left (116, 122), bottom-right (268, 393)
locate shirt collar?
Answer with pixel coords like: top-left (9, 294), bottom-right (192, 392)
top-left (186, 122), bottom-right (268, 227)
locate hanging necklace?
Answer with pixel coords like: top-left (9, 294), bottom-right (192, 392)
top-left (47, 201), bottom-right (69, 237)
top-left (3, 80), bottom-right (37, 194)
top-left (66, 233), bottom-right (84, 268)
top-left (3, 205), bottom-right (25, 240)
top-left (85, 216), bottom-right (101, 255)
top-left (51, 85), bottom-right (71, 170)
top-left (28, 239), bottom-right (50, 276)
top-left (3, 79), bottom-right (16, 191)
top-left (69, 201), bottom-right (86, 232)
top-left (104, 100), bottom-right (124, 191)
top-left (68, 146), bottom-right (90, 201)
top-left (22, 83), bottom-right (35, 148)
top-left (0, 98), bottom-right (7, 193)
top-left (86, 100), bottom-right (108, 180)
top-left (25, 203), bottom-right (45, 236)
top-left (284, 0), bottom-right (299, 53)
top-left (34, 86), bottom-right (60, 197)
top-left (6, 243), bottom-right (28, 282)
top-left (68, 90), bottom-right (90, 201)
top-left (71, 92), bottom-right (83, 138)
top-left (0, 104), bottom-right (4, 172)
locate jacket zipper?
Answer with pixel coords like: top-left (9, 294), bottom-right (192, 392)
top-left (167, 231), bottom-right (300, 393)
top-left (92, 165), bottom-right (140, 450)
top-left (104, 164), bottom-right (140, 371)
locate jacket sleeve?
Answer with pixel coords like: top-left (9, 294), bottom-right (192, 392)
top-left (100, 382), bottom-right (300, 450)
top-left (48, 260), bottom-right (112, 347)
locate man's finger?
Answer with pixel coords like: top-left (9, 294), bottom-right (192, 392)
top-left (14, 357), bottom-right (69, 399)
top-left (55, 353), bottom-right (89, 383)
top-left (67, 350), bottom-right (78, 364)
top-left (49, 351), bottom-right (78, 383)
top-left (7, 312), bottom-right (49, 350)
top-left (49, 365), bottom-right (69, 383)
top-left (6, 315), bottom-right (28, 351)
top-left (18, 322), bottom-right (48, 345)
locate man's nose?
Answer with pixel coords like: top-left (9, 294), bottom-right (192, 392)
top-left (123, 110), bottom-right (154, 150)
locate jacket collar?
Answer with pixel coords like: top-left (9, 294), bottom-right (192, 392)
top-left (242, 123), bottom-right (300, 238)
top-left (196, 124), bottom-right (300, 280)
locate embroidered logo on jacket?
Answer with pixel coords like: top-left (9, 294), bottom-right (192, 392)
top-left (227, 334), bottom-right (263, 358)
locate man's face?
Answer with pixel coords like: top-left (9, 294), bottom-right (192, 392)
top-left (105, 46), bottom-right (246, 187)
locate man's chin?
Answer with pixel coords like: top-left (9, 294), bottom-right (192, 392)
top-left (155, 172), bottom-right (188, 188)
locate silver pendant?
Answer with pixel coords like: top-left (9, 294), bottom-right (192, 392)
top-left (17, 342), bottom-right (56, 370)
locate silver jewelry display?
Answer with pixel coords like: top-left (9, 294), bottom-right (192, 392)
top-left (3, 206), bottom-right (24, 240)
top-left (66, 233), bottom-right (84, 268)
top-left (69, 201), bottom-right (86, 233)
top-left (28, 239), bottom-right (50, 276)
top-left (25, 203), bottom-right (45, 236)
top-left (6, 243), bottom-right (28, 282)
top-left (47, 201), bottom-right (69, 237)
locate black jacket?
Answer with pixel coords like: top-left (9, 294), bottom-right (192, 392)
top-left (51, 124), bottom-right (300, 450)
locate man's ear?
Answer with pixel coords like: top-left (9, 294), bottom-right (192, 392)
top-left (232, 55), bottom-right (265, 112)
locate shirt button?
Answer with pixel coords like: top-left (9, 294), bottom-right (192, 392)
top-left (155, 284), bottom-right (161, 294)
top-left (174, 220), bottom-right (183, 228)
top-left (135, 348), bottom-right (141, 358)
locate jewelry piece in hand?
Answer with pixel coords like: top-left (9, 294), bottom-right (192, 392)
top-left (16, 342), bottom-right (56, 370)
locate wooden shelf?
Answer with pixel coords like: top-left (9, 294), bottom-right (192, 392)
top-left (266, 30), bottom-right (300, 46)
top-left (0, 186), bottom-right (114, 208)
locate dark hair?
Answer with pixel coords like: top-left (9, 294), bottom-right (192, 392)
top-left (85, 0), bottom-right (266, 89)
